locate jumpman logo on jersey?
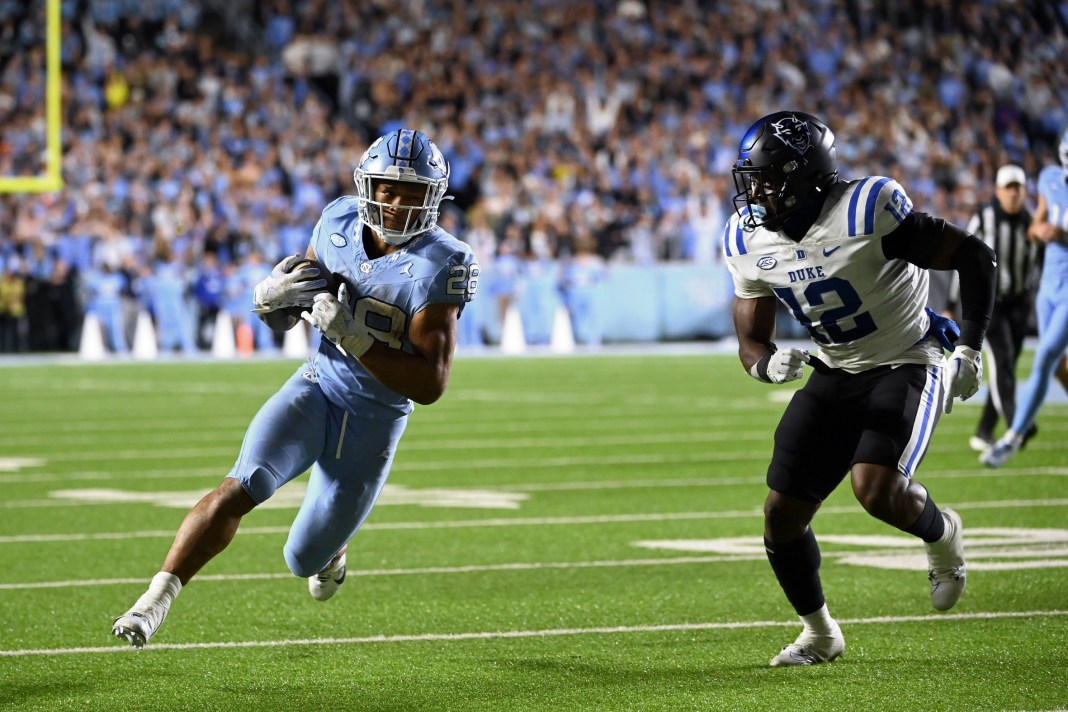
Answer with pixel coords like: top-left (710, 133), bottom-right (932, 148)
top-left (399, 263), bottom-right (413, 277)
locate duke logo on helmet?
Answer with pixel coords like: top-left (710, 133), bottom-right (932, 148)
top-left (771, 115), bottom-right (812, 154)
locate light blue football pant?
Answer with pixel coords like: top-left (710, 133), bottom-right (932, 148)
top-left (227, 368), bottom-right (407, 577)
top-left (1010, 278), bottom-right (1068, 433)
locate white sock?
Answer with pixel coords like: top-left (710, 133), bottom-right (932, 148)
top-left (1003, 430), bottom-right (1024, 447)
top-left (800, 604), bottom-right (837, 635)
top-left (132, 571), bottom-right (182, 610)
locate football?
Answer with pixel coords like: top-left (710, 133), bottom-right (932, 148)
top-left (259, 258), bottom-right (343, 331)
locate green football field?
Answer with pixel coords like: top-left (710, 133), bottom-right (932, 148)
top-left (0, 351), bottom-right (1066, 711)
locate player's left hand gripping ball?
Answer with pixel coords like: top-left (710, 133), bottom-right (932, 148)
top-left (302, 283), bottom-right (374, 358)
top-left (252, 254), bottom-right (329, 313)
top-left (942, 345), bottom-right (982, 414)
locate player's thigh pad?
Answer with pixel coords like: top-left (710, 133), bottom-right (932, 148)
top-left (227, 370), bottom-right (331, 504)
top-left (767, 370), bottom-right (862, 503)
top-left (851, 363), bottom-right (941, 478)
top-left (283, 411), bottom-right (408, 577)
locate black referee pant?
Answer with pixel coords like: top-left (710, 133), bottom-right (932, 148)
top-left (976, 294), bottom-right (1033, 440)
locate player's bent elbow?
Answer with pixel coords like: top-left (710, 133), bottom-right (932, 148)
top-left (410, 373), bottom-right (450, 405)
top-left (411, 385), bottom-right (446, 406)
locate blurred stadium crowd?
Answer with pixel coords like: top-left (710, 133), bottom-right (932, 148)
top-left (0, 0), bottom-right (1065, 353)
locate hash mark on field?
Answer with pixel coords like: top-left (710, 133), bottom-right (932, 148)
top-left (0, 610), bottom-right (1064, 657)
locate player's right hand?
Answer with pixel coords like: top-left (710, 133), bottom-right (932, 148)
top-left (301, 283), bottom-right (374, 358)
top-left (252, 254), bottom-right (327, 313)
top-left (750, 347), bottom-right (809, 384)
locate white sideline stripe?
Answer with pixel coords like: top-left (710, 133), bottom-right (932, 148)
top-left (2, 609), bottom-right (1065, 657)
top-left (2, 497), bottom-right (1067, 544)
top-left (0, 555), bottom-right (766, 590)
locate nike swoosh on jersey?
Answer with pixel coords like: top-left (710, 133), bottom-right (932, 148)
top-left (822, 246), bottom-right (842, 256)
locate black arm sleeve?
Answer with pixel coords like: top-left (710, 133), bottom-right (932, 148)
top-left (882, 211), bottom-right (996, 349)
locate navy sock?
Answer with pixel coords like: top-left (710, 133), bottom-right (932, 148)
top-left (904, 494), bottom-right (945, 543)
top-left (765, 528), bottom-right (824, 617)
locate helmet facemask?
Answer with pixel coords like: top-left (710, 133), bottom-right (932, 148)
top-left (732, 157), bottom-right (810, 231)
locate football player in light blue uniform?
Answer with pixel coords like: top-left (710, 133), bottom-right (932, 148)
top-left (113, 129), bottom-right (479, 649)
top-left (723, 112), bottom-right (996, 667)
top-left (982, 128), bottom-right (1068, 467)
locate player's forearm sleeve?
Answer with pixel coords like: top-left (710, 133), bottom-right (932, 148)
top-left (950, 234), bottom-right (996, 349)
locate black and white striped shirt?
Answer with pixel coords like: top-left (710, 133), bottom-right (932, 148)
top-left (962, 201), bottom-right (1040, 301)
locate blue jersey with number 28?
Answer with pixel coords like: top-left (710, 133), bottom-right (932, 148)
top-left (308, 196), bottom-right (479, 417)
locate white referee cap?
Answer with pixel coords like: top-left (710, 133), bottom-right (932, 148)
top-left (995, 164), bottom-right (1026, 187)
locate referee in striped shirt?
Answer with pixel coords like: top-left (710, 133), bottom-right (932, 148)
top-left (950, 164), bottom-right (1042, 451)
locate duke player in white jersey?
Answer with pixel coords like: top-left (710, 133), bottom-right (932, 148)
top-left (113, 129), bottom-right (479, 649)
top-left (982, 127), bottom-right (1068, 467)
top-left (723, 112), bottom-right (996, 666)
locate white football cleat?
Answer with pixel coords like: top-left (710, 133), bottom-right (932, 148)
top-left (925, 508), bottom-right (966, 611)
top-left (112, 572), bottom-right (182, 649)
top-left (769, 621), bottom-right (845, 667)
top-left (979, 436), bottom-right (1020, 468)
top-left (309, 551), bottom-right (347, 601)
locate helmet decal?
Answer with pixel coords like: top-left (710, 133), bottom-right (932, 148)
top-left (771, 115), bottom-right (811, 155)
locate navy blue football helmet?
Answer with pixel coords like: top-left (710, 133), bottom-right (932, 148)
top-left (731, 111), bottom-right (838, 231)
top-left (354, 129), bottom-right (450, 245)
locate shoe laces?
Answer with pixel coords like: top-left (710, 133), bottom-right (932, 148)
top-left (779, 644), bottom-right (820, 665)
top-left (123, 598), bottom-right (168, 631)
top-left (929, 564), bottom-right (964, 583)
top-left (315, 553), bottom-right (345, 583)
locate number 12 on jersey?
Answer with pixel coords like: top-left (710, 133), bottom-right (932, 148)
top-left (773, 277), bottom-right (877, 344)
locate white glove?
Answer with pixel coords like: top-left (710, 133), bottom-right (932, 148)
top-left (252, 254), bottom-right (327, 313)
top-left (942, 345), bottom-right (982, 414)
top-left (301, 283), bottom-right (374, 358)
top-left (749, 347), bottom-right (809, 384)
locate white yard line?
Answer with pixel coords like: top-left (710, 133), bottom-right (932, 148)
top-left (1, 609), bottom-right (1064, 657)
top-left (2, 461), bottom-right (1065, 489)
top-left (0, 555), bottom-right (765, 590)
top-left (1, 498), bottom-right (1066, 544)
top-left (5, 544), bottom-right (1065, 591)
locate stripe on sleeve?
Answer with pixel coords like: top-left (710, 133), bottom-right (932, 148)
top-left (722, 220), bottom-right (733, 258)
top-left (734, 220), bottom-right (747, 256)
top-left (862, 177), bottom-right (892, 235)
top-left (846, 177), bottom-right (873, 237)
